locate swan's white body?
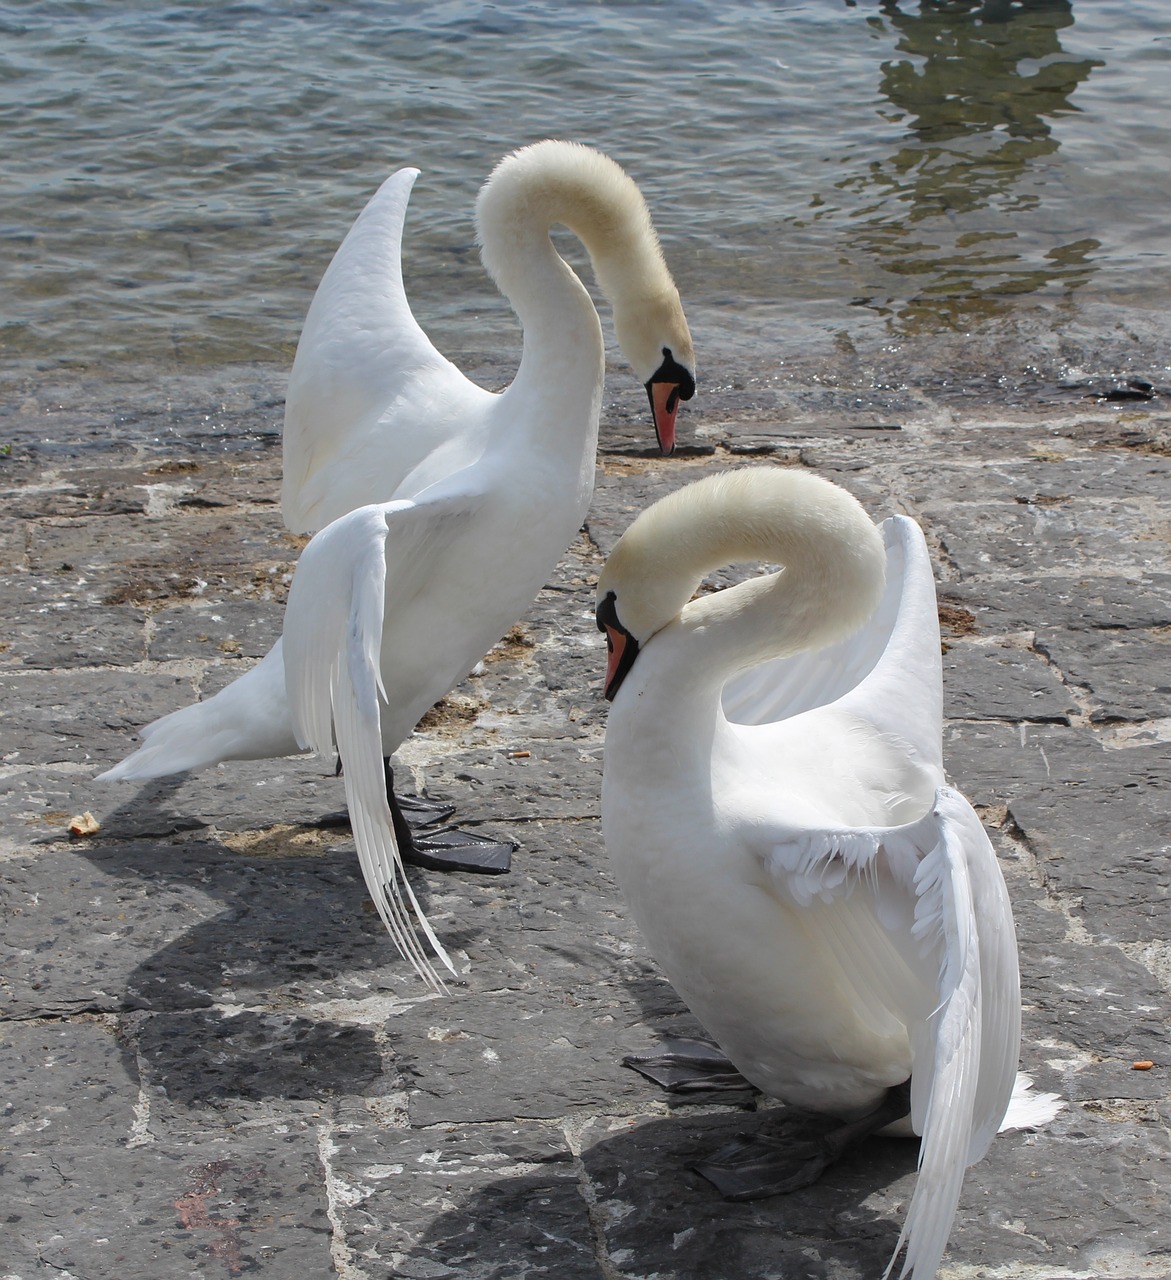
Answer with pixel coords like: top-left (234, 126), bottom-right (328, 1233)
top-left (100, 141), bottom-right (695, 986)
top-left (597, 468), bottom-right (1060, 1280)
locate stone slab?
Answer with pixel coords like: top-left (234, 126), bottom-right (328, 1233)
top-left (324, 1120), bottom-right (599, 1280)
top-left (3, 572), bottom-right (147, 669)
top-left (0, 366), bottom-right (1168, 1280)
top-left (0, 1018), bottom-right (335, 1278)
top-left (941, 638), bottom-right (1080, 722)
top-left (942, 572), bottom-right (1171, 633)
top-left (0, 668), bottom-right (201, 767)
top-left (148, 598), bottom-right (287, 663)
top-left (0, 840), bottom-right (446, 1017)
top-left (945, 721), bottom-right (1171, 948)
top-left (392, 989), bottom-right (664, 1127)
top-left (1035, 627), bottom-right (1171, 722)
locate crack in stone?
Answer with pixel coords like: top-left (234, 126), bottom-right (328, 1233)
top-left (34, 1248), bottom-right (79, 1278)
top-left (928, 530), bottom-right (961, 583)
top-left (4, 1005), bottom-right (122, 1024)
top-left (560, 1114), bottom-right (625, 1280)
top-left (996, 807), bottom-right (1097, 949)
top-left (316, 1121), bottom-right (372, 1280)
top-left (1029, 633), bottom-right (1095, 726)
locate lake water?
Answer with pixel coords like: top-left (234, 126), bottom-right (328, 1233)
top-left (2, 0), bottom-right (1170, 391)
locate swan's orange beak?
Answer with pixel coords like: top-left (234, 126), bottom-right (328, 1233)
top-left (598, 589), bottom-right (640, 699)
top-left (604, 626), bottom-right (627, 700)
top-left (603, 625), bottom-right (640, 701)
top-left (650, 381), bottom-right (681, 455)
top-left (645, 348), bottom-right (695, 456)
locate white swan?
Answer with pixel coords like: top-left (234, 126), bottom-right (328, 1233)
top-left (596, 467), bottom-right (1060, 1280)
top-left (100, 141), bottom-right (696, 988)
top-left (281, 141), bottom-right (694, 535)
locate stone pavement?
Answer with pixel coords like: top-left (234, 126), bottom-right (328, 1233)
top-left (0, 358), bottom-right (1168, 1279)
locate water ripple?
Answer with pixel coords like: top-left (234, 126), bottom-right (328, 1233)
top-left (1, 0), bottom-right (1168, 372)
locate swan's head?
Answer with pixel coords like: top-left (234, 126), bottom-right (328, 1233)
top-left (613, 296), bottom-right (696, 455)
top-left (605, 233), bottom-right (695, 455)
top-left (479, 139), bottom-right (696, 454)
top-left (596, 471), bottom-right (734, 701)
top-left (595, 468), bottom-right (886, 701)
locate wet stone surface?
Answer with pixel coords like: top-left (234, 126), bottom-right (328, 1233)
top-left (0, 361), bottom-right (1168, 1278)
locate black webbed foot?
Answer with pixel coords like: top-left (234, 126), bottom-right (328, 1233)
top-left (694, 1126), bottom-right (843, 1200)
top-left (624, 1037), bottom-right (755, 1093)
top-left (693, 1079), bottom-right (913, 1201)
top-left (393, 791), bottom-right (456, 829)
top-left (400, 827), bottom-right (515, 875)
top-left (314, 759), bottom-right (515, 873)
top-left (629, 1037), bottom-right (913, 1200)
top-left (386, 761), bottom-right (514, 875)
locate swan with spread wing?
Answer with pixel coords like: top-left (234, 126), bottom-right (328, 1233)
top-left (100, 141), bottom-right (695, 988)
top-left (596, 467), bottom-right (1060, 1279)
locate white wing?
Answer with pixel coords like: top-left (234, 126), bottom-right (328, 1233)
top-left (96, 639), bottom-right (301, 781)
top-left (282, 167), bottom-right (483, 533)
top-left (723, 516), bottom-right (944, 777)
top-left (758, 786), bottom-right (1021, 1280)
top-left (282, 483), bottom-right (484, 990)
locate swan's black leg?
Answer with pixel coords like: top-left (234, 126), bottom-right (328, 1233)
top-left (624, 1037), bottom-right (756, 1093)
top-left (393, 790), bottom-right (456, 829)
top-left (627, 1039), bottom-right (912, 1199)
top-left (692, 1078), bottom-right (913, 1201)
top-left (318, 759), bottom-right (455, 829)
top-left (385, 761), bottom-right (514, 875)
top-left (316, 757), bottom-right (453, 829)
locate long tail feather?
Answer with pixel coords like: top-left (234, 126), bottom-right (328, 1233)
top-left (284, 502), bottom-right (454, 990)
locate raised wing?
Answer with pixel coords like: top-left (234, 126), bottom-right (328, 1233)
top-left (722, 516), bottom-right (944, 777)
top-left (281, 483), bottom-right (484, 990)
top-left (282, 167), bottom-right (474, 533)
top-left (758, 786), bottom-right (1021, 1280)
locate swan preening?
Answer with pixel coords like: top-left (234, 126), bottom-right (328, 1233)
top-left (597, 467), bottom-right (1061, 1280)
top-left (100, 140), bottom-right (695, 989)
top-left (281, 140), bottom-right (695, 534)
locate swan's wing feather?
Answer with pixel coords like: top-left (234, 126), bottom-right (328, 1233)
top-left (282, 167), bottom-right (471, 532)
top-left (282, 486), bottom-right (484, 989)
top-left (940, 789), bottom-right (1023, 1163)
top-left (723, 518), bottom-right (945, 775)
top-left (757, 785), bottom-right (1020, 1280)
top-left (834, 517), bottom-right (944, 775)
top-left (885, 788), bottom-right (1020, 1280)
top-left (96, 639), bottom-right (300, 780)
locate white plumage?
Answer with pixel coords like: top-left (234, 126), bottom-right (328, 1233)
top-left (597, 467), bottom-right (1061, 1279)
top-left (100, 141), bottom-right (696, 989)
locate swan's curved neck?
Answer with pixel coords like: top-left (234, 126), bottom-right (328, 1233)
top-left (681, 568), bottom-right (845, 696)
top-left (485, 226), bottom-right (605, 419)
top-left (612, 471), bottom-right (888, 707)
top-left (474, 143), bottom-right (677, 424)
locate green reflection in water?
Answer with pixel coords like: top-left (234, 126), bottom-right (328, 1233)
top-left (840, 0), bottom-right (1104, 333)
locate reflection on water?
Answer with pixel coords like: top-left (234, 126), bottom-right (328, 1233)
top-left (1, 0), bottom-right (1165, 379)
top-left (841, 0), bottom-right (1103, 332)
